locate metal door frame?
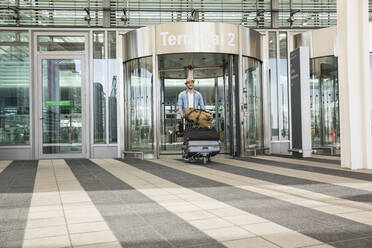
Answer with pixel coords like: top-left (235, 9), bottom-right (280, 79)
top-left (33, 32), bottom-right (89, 159)
top-left (35, 54), bottom-right (87, 159)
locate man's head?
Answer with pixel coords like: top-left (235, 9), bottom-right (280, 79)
top-left (185, 79), bottom-right (194, 90)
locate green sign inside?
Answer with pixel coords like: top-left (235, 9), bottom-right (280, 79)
top-left (45, 100), bottom-right (70, 107)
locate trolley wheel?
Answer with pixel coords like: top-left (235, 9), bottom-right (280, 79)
top-left (202, 156), bottom-right (207, 165)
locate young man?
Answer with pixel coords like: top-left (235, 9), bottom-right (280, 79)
top-left (177, 79), bottom-right (205, 118)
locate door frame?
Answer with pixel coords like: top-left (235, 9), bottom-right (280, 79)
top-left (35, 54), bottom-right (89, 160)
top-left (33, 31), bottom-right (89, 159)
top-left (157, 62), bottom-right (234, 157)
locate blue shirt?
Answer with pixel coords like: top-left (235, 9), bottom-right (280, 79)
top-left (177, 89), bottom-right (205, 114)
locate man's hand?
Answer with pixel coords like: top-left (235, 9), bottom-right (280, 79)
top-left (179, 108), bottom-right (184, 118)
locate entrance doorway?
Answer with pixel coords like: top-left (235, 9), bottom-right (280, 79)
top-left (158, 53), bottom-right (235, 155)
top-left (36, 55), bottom-right (87, 158)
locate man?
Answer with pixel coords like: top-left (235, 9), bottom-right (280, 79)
top-left (177, 79), bottom-right (205, 118)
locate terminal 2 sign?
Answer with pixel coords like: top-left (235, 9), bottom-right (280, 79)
top-left (155, 22), bottom-right (239, 55)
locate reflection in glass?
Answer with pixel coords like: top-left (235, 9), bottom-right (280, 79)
top-left (243, 57), bottom-right (263, 150)
top-left (108, 31), bottom-right (117, 144)
top-left (279, 32), bottom-right (289, 140)
top-left (124, 57), bottom-right (153, 151)
top-left (93, 32), bottom-right (106, 143)
top-left (310, 56), bottom-right (339, 148)
top-left (0, 31), bottom-right (30, 145)
top-left (38, 36), bottom-right (85, 51)
top-left (269, 32), bottom-right (278, 140)
top-left (42, 59), bottom-right (82, 154)
top-left (160, 78), bottom-right (185, 152)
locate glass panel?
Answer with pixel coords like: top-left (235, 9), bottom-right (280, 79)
top-left (93, 32), bottom-right (106, 144)
top-left (42, 59), bottom-right (82, 154)
top-left (0, 31), bottom-right (30, 146)
top-left (124, 56), bottom-right (153, 151)
top-left (269, 32), bottom-right (279, 140)
top-left (108, 31), bottom-right (117, 144)
top-left (243, 57), bottom-right (263, 150)
top-left (279, 32), bottom-right (289, 140)
top-left (160, 78), bottom-right (185, 152)
top-left (158, 53), bottom-right (230, 154)
top-left (38, 36), bottom-right (85, 51)
top-left (310, 56), bottom-right (339, 148)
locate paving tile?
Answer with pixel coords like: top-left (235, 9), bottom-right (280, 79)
top-left (207, 207), bottom-right (247, 218)
top-left (68, 221), bottom-right (110, 234)
top-left (261, 232), bottom-right (322, 248)
top-left (203, 226), bottom-right (255, 242)
top-left (73, 241), bottom-right (122, 248)
top-left (190, 218), bottom-right (234, 230)
top-left (223, 214), bottom-right (268, 226)
top-left (222, 237), bottom-right (280, 248)
top-left (24, 225), bottom-right (68, 240)
top-left (70, 231), bottom-right (117, 247)
top-left (177, 210), bottom-right (216, 221)
top-left (23, 235), bottom-right (70, 248)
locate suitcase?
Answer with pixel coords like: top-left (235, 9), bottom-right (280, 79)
top-left (182, 122), bottom-right (220, 164)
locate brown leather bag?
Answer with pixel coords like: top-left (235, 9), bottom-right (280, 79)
top-left (185, 108), bottom-right (213, 127)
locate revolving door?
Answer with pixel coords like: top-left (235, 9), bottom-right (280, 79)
top-left (159, 53), bottom-right (236, 154)
top-left (121, 22), bottom-right (265, 159)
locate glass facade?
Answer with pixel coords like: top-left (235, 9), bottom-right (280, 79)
top-left (0, 31), bottom-right (30, 146)
top-left (269, 32), bottom-right (278, 140)
top-left (124, 56), bottom-right (153, 152)
top-left (279, 32), bottom-right (289, 140)
top-left (243, 57), bottom-right (263, 150)
top-left (310, 56), bottom-right (339, 148)
top-left (38, 36), bottom-right (85, 52)
top-left (93, 32), bottom-right (106, 144)
top-left (108, 31), bottom-right (117, 144)
top-left (93, 31), bottom-right (118, 144)
top-left (0, 0), bottom-right (344, 28)
top-left (269, 31), bottom-right (289, 143)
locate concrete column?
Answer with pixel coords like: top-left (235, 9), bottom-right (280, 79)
top-left (337, 0), bottom-right (372, 169)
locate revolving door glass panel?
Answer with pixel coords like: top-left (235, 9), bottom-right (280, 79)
top-left (124, 56), bottom-right (154, 152)
top-left (242, 57), bottom-right (264, 151)
top-left (158, 53), bottom-right (232, 154)
top-left (310, 56), bottom-right (339, 148)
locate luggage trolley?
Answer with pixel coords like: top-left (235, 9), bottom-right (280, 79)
top-left (181, 119), bottom-right (220, 164)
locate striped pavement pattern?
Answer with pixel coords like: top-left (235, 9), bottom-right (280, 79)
top-left (2, 155), bottom-right (372, 247)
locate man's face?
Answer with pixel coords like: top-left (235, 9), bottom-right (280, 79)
top-left (186, 80), bottom-right (194, 90)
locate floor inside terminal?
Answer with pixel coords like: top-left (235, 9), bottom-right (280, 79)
top-left (4, 155), bottom-right (372, 248)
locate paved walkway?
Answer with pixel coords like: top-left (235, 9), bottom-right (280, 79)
top-left (3, 155), bottom-right (372, 248)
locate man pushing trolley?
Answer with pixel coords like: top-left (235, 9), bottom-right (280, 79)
top-left (177, 77), bottom-right (220, 164)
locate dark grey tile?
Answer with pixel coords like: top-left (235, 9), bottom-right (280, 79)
top-left (0, 160), bottom-right (38, 248)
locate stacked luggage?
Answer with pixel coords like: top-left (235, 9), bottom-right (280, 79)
top-left (182, 108), bottom-right (220, 164)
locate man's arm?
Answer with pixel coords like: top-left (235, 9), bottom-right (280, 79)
top-left (199, 93), bottom-right (205, 110)
top-left (177, 92), bottom-right (184, 117)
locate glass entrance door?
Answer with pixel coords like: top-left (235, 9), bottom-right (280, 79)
top-left (158, 53), bottom-right (233, 155)
top-left (38, 56), bottom-right (86, 158)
